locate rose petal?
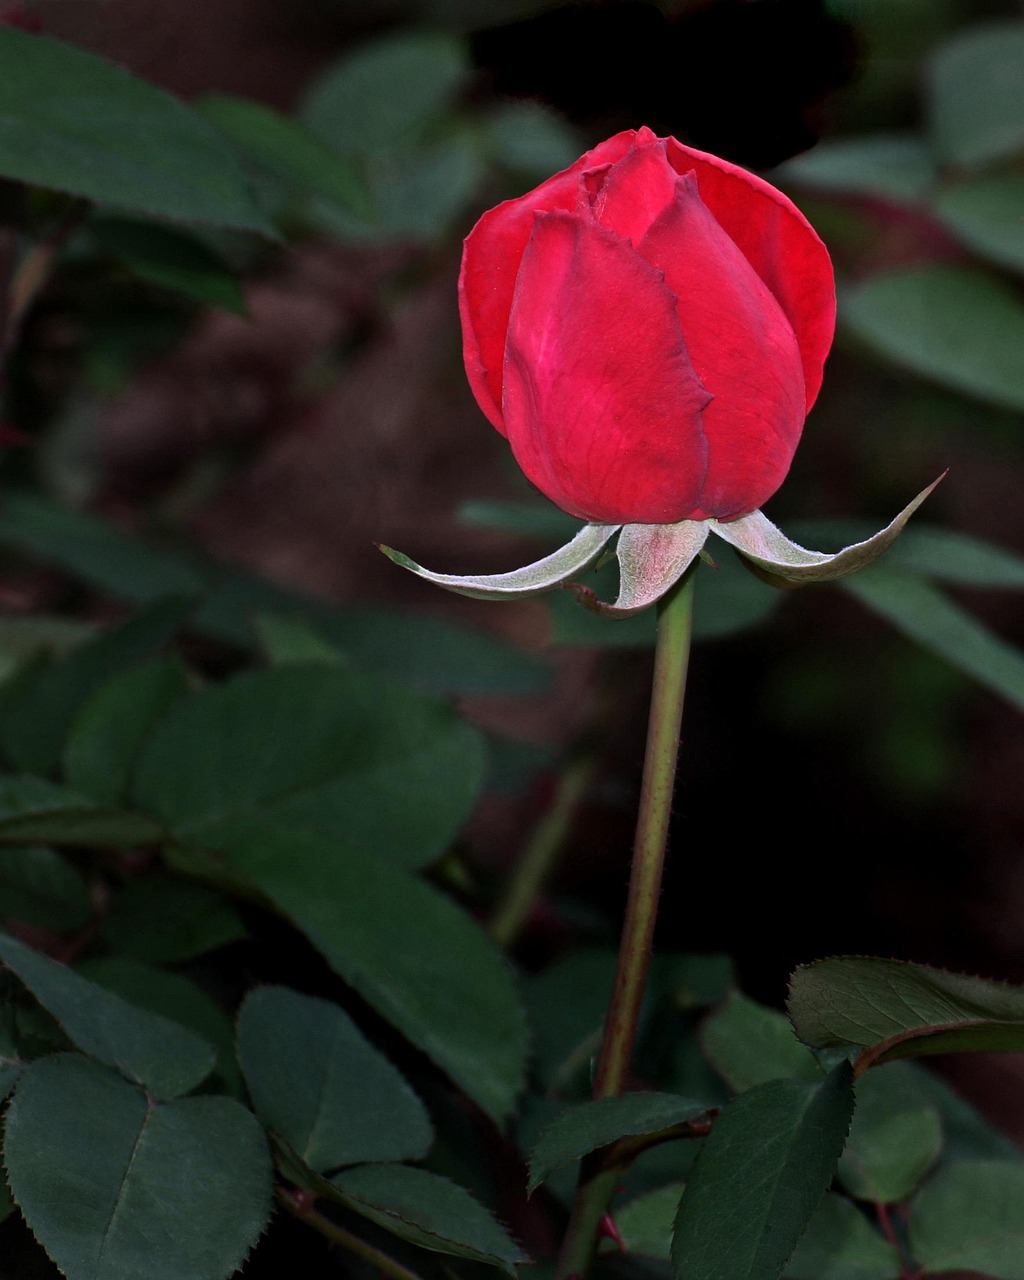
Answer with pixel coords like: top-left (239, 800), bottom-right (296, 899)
top-left (502, 211), bottom-right (712, 524)
top-left (583, 133), bottom-right (678, 245)
top-left (665, 138), bottom-right (835, 412)
top-left (459, 132), bottom-right (635, 433)
top-left (638, 172), bottom-right (806, 519)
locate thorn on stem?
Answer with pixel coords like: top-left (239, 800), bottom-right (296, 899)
top-left (598, 1213), bottom-right (625, 1252)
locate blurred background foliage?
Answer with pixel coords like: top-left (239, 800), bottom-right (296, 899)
top-left (1, 0), bottom-right (1024, 1271)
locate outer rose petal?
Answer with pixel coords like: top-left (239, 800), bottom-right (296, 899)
top-left (638, 172), bottom-right (806, 519)
top-left (502, 211), bottom-right (712, 524)
top-left (458, 132), bottom-right (635, 433)
top-left (664, 137), bottom-right (835, 411)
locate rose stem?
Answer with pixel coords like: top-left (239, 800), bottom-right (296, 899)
top-left (277, 1187), bottom-right (426, 1280)
top-left (554, 568), bottom-right (697, 1280)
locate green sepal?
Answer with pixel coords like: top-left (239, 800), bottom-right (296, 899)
top-left (377, 522), bottom-right (619, 599)
top-left (572, 520), bottom-right (711, 617)
top-left (382, 477), bottom-right (940, 612)
top-left (712, 476), bottom-right (944, 585)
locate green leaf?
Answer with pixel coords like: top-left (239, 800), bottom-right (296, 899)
top-left (788, 956), bottom-right (1024, 1068)
top-left (0, 494), bottom-right (547, 694)
top-left (934, 175), bottom-right (1024, 276)
top-left (927, 22), bottom-right (1024, 167)
top-left (910, 1160), bottom-right (1024, 1277)
top-left (693, 552), bottom-right (780, 642)
top-left (671, 1062), bottom-right (855, 1280)
top-left (908, 1062), bottom-right (1023, 1162)
top-left (92, 217), bottom-right (246, 313)
top-left (0, 1176), bottom-right (13, 1224)
top-left (0, 491), bottom-right (206, 603)
top-left (0, 845), bottom-right (91, 930)
top-left (458, 498), bottom-right (579, 544)
top-left (78, 956), bottom-right (242, 1096)
top-left (101, 875), bottom-right (245, 963)
top-left (302, 32), bottom-right (470, 157)
top-left (547, 556), bottom-right (657, 647)
top-left (777, 133), bottom-right (936, 202)
top-left (484, 101), bottom-right (581, 177)
top-left (655, 953), bottom-right (737, 1012)
top-left (330, 1163), bottom-right (527, 1273)
top-left (785, 1194), bottom-right (901, 1280)
top-left (0, 930), bottom-right (214, 1098)
top-left (362, 132), bottom-right (485, 240)
top-left (259, 609), bottom-right (551, 698)
top-left (134, 665), bottom-right (486, 871)
top-left (203, 821), bottom-right (527, 1124)
top-left (63, 657), bottom-right (190, 806)
top-left (525, 949), bottom-right (615, 1091)
top-left (700, 994), bottom-right (823, 1093)
top-left (529, 1094), bottom-right (708, 1193)
top-left (0, 614), bottom-right (95, 683)
top-left (845, 567), bottom-right (1024, 712)
top-left (0, 597), bottom-right (192, 774)
top-left (842, 265), bottom-right (1024, 413)
top-left (0, 774), bottom-right (163, 847)
top-left (0, 1008), bottom-right (23, 1103)
top-left (237, 984), bottom-right (432, 1171)
top-left (4, 1054), bottom-right (272, 1280)
top-left (200, 93), bottom-right (372, 217)
top-left (612, 1182), bottom-right (685, 1260)
top-left (255, 614), bottom-right (348, 666)
top-left (327, 608), bottom-right (551, 698)
top-left (0, 28), bottom-right (273, 232)
top-left (837, 1063), bottom-right (942, 1203)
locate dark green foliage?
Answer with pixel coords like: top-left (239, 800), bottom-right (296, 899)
top-left (789, 955), bottom-right (1024, 1064)
top-left (671, 1063), bottom-right (856, 1280)
top-left (838, 1064), bottom-right (943, 1203)
top-left (4, 1054), bottom-right (272, 1280)
top-left (206, 821), bottom-right (528, 1123)
top-left (0, 29), bottom-right (272, 232)
top-left (99, 875), bottom-right (246, 963)
top-left (0, 844), bottom-right (91, 930)
top-left (843, 266), bottom-right (1024, 415)
top-left (700, 992), bottom-right (823, 1092)
top-left (909, 1160), bottom-right (1024, 1277)
top-left (1, 11), bottom-right (1024, 1280)
top-left (785, 1194), bottom-right (901, 1280)
top-left (91, 217), bottom-right (247, 314)
top-left (0, 597), bottom-right (192, 775)
top-left (132, 664), bottom-right (487, 870)
top-left (528, 1093), bottom-right (709, 1192)
top-left (237, 985), bottom-right (433, 1170)
top-left (329, 1164), bottom-right (529, 1273)
top-left (0, 931), bottom-right (215, 1098)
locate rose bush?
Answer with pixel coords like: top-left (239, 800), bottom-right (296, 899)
top-left (459, 126), bottom-right (836, 525)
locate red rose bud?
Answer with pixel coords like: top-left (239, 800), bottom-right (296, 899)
top-left (380, 129), bottom-right (938, 612)
top-left (459, 127), bottom-right (835, 525)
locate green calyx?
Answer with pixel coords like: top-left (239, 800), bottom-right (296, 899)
top-left (381, 476), bottom-right (944, 616)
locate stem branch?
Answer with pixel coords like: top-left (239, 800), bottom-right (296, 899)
top-left (490, 752), bottom-right (595, 950)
